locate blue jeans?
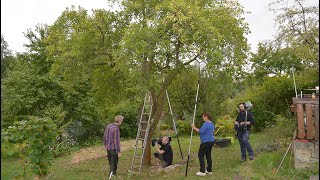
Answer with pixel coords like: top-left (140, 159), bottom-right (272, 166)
top-left (237, 130), bottom-right (254, 159)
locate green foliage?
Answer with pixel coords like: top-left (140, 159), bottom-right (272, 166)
top-left (251, 43), bottom-right (304, 83)
top-left (160, 123), bottom-right (170, 130)
top-left (215, 115), bottom-right (235, 137)
top-left (24, 116), bottom-right (58, 177)
top-left (176, 119), bottom-right (191, 135)
top-left (1, 34), bottom-right (15, 79)
top-left (1, 117), bottom-right (58, 177)
top-left (52, 133), bottom-right (77, 158)
top-left (105, 101), bottom-right (139, 139)
top-left (222, 68), bottom-right (318, 131)
top-left (269, 0), bottom-right (319, 64)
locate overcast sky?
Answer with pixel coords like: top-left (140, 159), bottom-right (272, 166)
top-left (1, 0), bottom-right (277, 54)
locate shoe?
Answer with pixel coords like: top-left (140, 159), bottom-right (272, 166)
top-left (196, 172), bottom-right (206, 176)
top-left (108, 175), bottom-right (115, 179)
top-left (249, 155), bottom-right (254, 160)
top-left (205, 170), bottom-right (212, 175)
top-left (241, 158), bottom-right (246, 162)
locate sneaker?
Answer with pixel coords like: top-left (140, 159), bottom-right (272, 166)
top-left (109, 174), bottom-right (116, 179)
top-left (241, 158), bottom-right (246, 162)
top-left (196, 172), bottom-right (206, 176)
top-left (205, 170), bottom-right (212, 175)
top-left (249, 155), bottom-right (254, 160)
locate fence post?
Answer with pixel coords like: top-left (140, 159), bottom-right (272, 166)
top-left (305, 104), bottom-right (314, 140)
top-left (296, 104), bottom-right (305, 139)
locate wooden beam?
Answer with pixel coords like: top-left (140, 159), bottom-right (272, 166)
top-left (314, 105), bottom-right (319, 142)
top-left (296, 104), bottom-right (305, 139)
top-left (293, 98), bottom-right (319, 105)
top-left (306, 104), bottom-right (314, 140)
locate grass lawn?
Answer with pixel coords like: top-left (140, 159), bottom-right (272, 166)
top-left (1, 131), bottom-right (319, 179)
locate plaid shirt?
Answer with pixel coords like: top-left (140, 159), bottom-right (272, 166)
top-left (103, 123), bottom-right (120, 153)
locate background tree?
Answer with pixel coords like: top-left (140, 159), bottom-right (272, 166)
top-left (269, 0), bottom-right (319, 65)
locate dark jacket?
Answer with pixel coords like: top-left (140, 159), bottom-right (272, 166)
top-left (235, 110), bottom-right (255, 131)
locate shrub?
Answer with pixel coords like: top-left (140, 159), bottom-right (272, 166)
top-left (52, 133), bottom-right (77, 157)
top-left (215, 115), bottom-right (235, 137)
top-left (24, 116), bottom-right (58, 177)
top-left (105, 102), bottom-right (139, 139)
top-left (1, 117), bottom-right (58, 178)
top-left (176, 119), bottom-right (191, 135)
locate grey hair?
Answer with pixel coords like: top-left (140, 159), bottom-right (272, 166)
top-left (114, 115), bottom-right (124, 123)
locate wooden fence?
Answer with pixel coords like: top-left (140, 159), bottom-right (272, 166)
top-left (292, 97), bottom-right (319, 142)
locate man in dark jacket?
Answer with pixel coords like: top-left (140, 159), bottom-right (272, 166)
top-left (234, 103), bottom-right (255, 162)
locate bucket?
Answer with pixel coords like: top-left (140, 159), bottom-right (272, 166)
top-left (214, 138), bottom-right (231, 147)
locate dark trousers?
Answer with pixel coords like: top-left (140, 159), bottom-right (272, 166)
top-left (154, 153), bottom-right (169, 168)
top-left (237, 130), bottom-right (254, 159)
top-left (107, 150), bottom-right (118, 176)
top-left (198, 141), bottom-right (214, 173)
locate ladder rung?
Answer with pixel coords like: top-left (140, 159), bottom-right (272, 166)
top-left (134, 156), bottom-right (142, 159)
top-left (133, 165), bottom-right (141, 168)
top-left (136, 138), bottom-right (144, 140)
top-left (140, 130), bottom-right (147, 132)
top-left (140, 121), bottom-right (148, 123)
top-left (142, 113), bottom-right (150, 115)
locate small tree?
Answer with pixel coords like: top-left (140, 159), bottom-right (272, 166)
top-left (2, 117), bottom-right (58, 178)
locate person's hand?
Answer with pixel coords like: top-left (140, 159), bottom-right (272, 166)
top-left (191, 124), bottom-right (196, 129)
top-left (234, 121), bottom-right (239, 125)
top-left (118, 153), bottom-right (122, 157)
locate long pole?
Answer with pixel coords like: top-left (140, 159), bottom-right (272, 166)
top-left (291, 67), bottom-right (298, 98)
top-left (165, 89), bottom-right (184, 159)
top-left (185, 79), bottom-right (200, 177)
top-left (275, 142), bottom-right (292, 174)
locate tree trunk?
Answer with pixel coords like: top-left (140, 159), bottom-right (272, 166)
top-left (142, 90), bottom-right (166, 165)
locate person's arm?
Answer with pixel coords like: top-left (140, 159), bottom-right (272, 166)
top-left (234, 114), bottom-right (240, 125)
top-left (103, 127), bottom-right (107, 146)
top-left (199, 123), bottom-right (207, 134)
top-left (191, 124), bottom-right (200, 133)
top-left (247, 112), bottom-right (255, 125)
top-left (114, 128), bottom-right (121, 155)
top-left (156, 144), bottom-right (165, 154)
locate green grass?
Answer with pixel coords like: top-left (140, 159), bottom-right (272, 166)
top-left (1, 132), bottom-right (319, 180)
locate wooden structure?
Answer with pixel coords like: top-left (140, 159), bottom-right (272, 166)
top-left (292, 96), bottom-right (319, 142)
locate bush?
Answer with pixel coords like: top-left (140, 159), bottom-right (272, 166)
top-left (105, 102), bottom-right (139, 139)
top-left (1, 117), bottom-right (58, 178)
top-left (24, 116), bottom-right (58, 177)
top-left (52, 133), bottom-right (77, 157)
top-left (215, 115), bottom-right (235, 137)
top-left (176, 119), bottom-right (191, 135)
top-left (222, 68), bottom-right (318, 132)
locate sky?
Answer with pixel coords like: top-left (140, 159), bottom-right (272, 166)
top-left (1, 0), bottom-right (277, 54)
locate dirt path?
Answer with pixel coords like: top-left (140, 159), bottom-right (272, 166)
top-left (70, 139), bottom-right (136, 165)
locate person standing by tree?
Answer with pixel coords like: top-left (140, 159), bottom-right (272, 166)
top-left (191, 113), bottom-right (215, 176)
top-left (234, 103), bottom-right (255, 162)
top-left (103, 115), bottom-right (124, 179)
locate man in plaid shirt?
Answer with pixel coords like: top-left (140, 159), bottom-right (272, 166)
top-left (103, 115), bottom-right (124, 179)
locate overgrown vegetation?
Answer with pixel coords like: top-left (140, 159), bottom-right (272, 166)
top-left (1, 0), bottom-right (318, 178)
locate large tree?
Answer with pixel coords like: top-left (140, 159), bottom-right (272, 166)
top-left (112, 0), bottom-right (249, 164)
top-left (42, 1), bottom-right (249, 164)
top-left (1, 35), bottom-right (14, 79)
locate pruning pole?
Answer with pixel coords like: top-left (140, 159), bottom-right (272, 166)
top-left (291, 67), bottom-right (298, 98)
top-left (275, 142), bottom-right (292, 174)
top-left (165, 89), bottom-right (184, 159)
top-left (185, 79), bottom-right (200, 177)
